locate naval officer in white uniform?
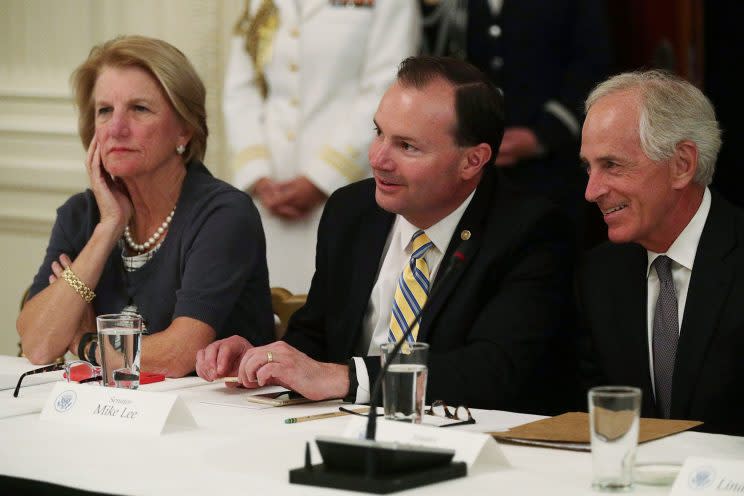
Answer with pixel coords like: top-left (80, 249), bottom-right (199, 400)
top-left (224, 0), bottom-right (420, 293)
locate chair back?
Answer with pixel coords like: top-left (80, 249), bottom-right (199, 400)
top-left (271, 287), bottom-right (307, 339)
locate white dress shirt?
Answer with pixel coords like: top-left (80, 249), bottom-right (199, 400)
top-left (645, 187), bottom-right (711, 395)
top-left (352, 191), bottom-right (475, 403)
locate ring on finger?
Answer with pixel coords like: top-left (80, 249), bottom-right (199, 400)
top-left (267, 351), bottom-right (273, 363)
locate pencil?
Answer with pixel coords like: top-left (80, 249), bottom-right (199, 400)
top-left (284, 407), bottom-right (369, 424)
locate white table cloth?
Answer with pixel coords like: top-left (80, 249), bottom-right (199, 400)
top-left (1, 356), bottom-right (742, 495)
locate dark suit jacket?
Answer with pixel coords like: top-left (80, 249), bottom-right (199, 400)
top-left (284, 167), bottom-right (576, 414)
top-left (578, 192), bottom-right (744, 435)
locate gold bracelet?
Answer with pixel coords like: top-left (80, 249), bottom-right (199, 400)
top-left (61, 267), bottom-right (96, 303)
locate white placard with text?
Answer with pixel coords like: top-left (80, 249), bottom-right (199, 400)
top-left (343, 416), bottom-right (510, 474)
top-left (671, 456), bottom-right (744, 495)
top-left (40, 382), bottom-right (196, 435)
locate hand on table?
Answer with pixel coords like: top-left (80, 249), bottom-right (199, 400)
top-left (236, 341), bottom-right (349, 401)
top-left (195, 335), bottom-right (255, 382)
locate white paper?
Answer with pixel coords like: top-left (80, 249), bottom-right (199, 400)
top-left (196, 384), bottom-right (288, 409)
top-left (0, 391), bottom-right (49, 419)
top-left (671, 456), bottom-right (744, 495)
top-left (342, 416), bottom-right (510, 474)
top-left (40, 382), bottom-right (196, 435)
top-left (138, 376), bottom-right (210, 392)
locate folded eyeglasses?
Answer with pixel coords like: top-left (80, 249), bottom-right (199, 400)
top-left (425, 400), bottom-right (476, 427)
top-left (338, 400), bottom-right (475, 427)
top-left (13, 360), bottom-right (102, 398)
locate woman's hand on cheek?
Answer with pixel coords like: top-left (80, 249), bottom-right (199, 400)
top-left (86, 135), bottom-right (132, 234)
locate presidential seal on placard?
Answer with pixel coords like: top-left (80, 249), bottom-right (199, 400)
top-left (688, 466), bottom-right (716, 490)
top-left (54, 390), bottom-right (77, 413)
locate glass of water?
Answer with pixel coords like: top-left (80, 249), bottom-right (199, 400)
top-left (96, 313), bottom-right (143, 389)
top-left (380, 342), bottom-right (428, 423)
top-left (589, 386), bottom-right (642, 491)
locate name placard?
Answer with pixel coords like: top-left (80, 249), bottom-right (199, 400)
top-left (40, 382), bottom-right (196, 435)
top-left (342, 416), bottom-right (509, 474)
top-left (671, 457), bottom-right (744, 495)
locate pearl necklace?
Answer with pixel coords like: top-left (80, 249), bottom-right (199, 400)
top-left (123, 206), bottom-right (176, 253)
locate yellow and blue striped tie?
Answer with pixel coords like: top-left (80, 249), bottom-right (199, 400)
top-left (388, 230), bottom-right (434, 344)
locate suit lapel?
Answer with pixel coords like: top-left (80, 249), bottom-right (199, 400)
top-left (340, 202), bottom-right (394, 356)
top-left (672, 195), bottom-right (736, 418)
top-left (417, 169), bottom-right (496, 342)
top-left (612, 245), bottom-right (657, 416)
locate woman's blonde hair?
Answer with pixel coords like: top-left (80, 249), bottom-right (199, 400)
top-left (71, 35), bottom-right (208, 163)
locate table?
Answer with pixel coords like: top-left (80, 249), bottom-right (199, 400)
top-left (1, 356), bottom-right (742, 495)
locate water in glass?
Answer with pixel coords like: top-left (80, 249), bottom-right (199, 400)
top-left (382, 363), bottom-right (428, 422)
top-left (99, 326), bottom-right (142, 389)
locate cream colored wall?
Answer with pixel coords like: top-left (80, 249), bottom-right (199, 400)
top-left (0, 0), bottom-right (244, 356)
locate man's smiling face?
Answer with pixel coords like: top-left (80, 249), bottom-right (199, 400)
top-left (581, 90), bottom-right (678, 250)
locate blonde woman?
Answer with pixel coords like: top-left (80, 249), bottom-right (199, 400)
top-left (18, 36), bottom-right (274, 376)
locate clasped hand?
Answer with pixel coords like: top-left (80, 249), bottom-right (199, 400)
top-left (494, 127), bottom-right (542, 167)
top-left (195, 336), bottom-right (349, 401)
top-left (252, 176), bottom-right (326, 220)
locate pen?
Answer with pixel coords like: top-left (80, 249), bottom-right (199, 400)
top-left (284, 407), bottom-right (369, 424)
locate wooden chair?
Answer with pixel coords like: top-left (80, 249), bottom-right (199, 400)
top-left (270, 287), bottom-right (307, 340)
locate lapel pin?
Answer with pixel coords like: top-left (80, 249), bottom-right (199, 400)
top-left (460, 230), bottom-right (471, 241)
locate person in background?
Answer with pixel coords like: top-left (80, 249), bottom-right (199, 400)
top-left (578, 70), bottom-right (744, 435)
top-left (17, 35), bottom-right (274, 376)
top-left (197, 56), bottom-right (576, 415)
top-left (421, 0), bottom-right (611, 248)
top-left (223, 0), bottom-right (420, 293)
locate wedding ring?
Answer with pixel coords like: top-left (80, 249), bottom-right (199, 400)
top-left (267, 351), bottom-right (273, 363)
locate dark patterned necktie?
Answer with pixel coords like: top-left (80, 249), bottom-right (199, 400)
top-left (652, 255), bottom-right (679, 418)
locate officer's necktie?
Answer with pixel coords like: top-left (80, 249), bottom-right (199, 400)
top-left (388, 230), bottom-right (434, 344)
top-left (652, 255), bottom-right (679, 418)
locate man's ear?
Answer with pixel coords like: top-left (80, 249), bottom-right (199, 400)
top-left (670, 140), bottom-right (698, 189)
top-left (461, 143), bottom-right (491, 181)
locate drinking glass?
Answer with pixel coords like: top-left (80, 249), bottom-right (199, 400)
top-left (380, 342), bottom-right (428, 423)
top-left (96, 313), bottom-right (143, 389)
top-left (589, 386), bottom-right (642, 491)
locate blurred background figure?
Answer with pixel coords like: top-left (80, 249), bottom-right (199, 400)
top-left (420, 0), bottom-right (611, 249)
top-left (17, 36), bottom-right (274, 375)
top-left (224, 0), bottom-right (420, 293)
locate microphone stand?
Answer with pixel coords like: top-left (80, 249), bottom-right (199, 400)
top-left (364, 250), bottom-right (465, 444)
top-left (290, 248), bottom-right (468, 493)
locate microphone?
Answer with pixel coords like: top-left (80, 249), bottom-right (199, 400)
top-left (290, 245), bottom-right (469, 493)
top-left (365, 248), bottom-right (466, 442)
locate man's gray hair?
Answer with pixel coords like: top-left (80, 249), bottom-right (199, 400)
top-left (585, 70), bottom-right (721, 186)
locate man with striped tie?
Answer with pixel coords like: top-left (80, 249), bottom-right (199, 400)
top-left (196, 56), bottom-right (575, 414)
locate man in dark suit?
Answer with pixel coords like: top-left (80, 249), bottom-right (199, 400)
top-left (196, 56), bottom-right (574, 414)
top-left (578, 70), bottom-right (744, 435)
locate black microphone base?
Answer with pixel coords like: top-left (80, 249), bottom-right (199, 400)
top-left (289, 436), bottom-right (466, 493)
top-left (289, 461), bottom-right (467, 494)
